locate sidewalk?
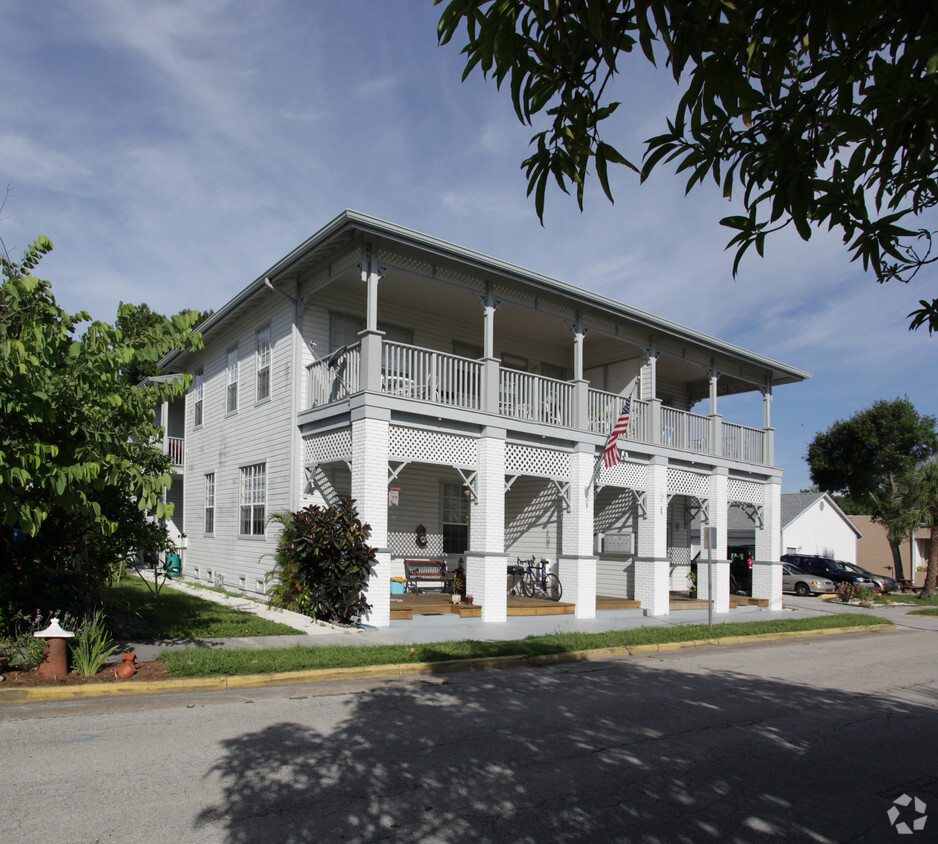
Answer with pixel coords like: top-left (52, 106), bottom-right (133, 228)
top-left (117, 576), bottom-right (891, 661)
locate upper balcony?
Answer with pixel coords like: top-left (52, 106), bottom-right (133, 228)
top-left (306, 339), bottom-right (771, 466)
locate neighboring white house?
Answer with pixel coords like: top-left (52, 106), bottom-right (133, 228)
top-left (157, 210), bottom-right (809, 626)
top-left (725, 492), bottom-right (862, 564)
top-left (780, 492), bottom-right (862, 563)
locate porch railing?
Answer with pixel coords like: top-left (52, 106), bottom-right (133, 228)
top-left (499, 369), bottom-right (573, 426)
top-left (167, 437), bottom-right (184, 467)
top-left (722, 421), bottom-right (765, 464)
top-left (304, 340), bottom-right (770, 466)
top-left (587, 389), bottom-right (650, 442)
top-left (382, 342), bottom-right (482, 409)
top-left (661, 406), bottom-right (710, 455)
top-left (307, 342), bottom-right (361, 407)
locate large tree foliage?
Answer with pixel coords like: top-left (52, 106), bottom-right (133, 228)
top-left (437, 0), bottom-right (938, 330)
top-left (890, 459), bottom-right (938, 598)
top-left (807, 398), bottom-right (938, 580)
top-left (0, 237), bottom-right (202, 622)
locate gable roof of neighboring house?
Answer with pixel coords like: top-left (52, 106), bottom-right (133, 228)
top-left (159, 210), bottom-right (811, 394)
top-left (781, 492), bottom-right (863, 537)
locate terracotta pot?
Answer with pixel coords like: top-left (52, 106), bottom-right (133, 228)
top-left (117, 652), bottom-right (137, 679)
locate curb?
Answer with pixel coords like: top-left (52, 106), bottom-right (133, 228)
top-left (0, 622), bottom-right (895, 704)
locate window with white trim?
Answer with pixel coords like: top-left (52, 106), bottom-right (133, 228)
top-left (441, 482), bottom-right (469, 554)
top-left (255, 326), bottom-right (271, 402)
top-left (193, 368), bottom-right (204, 427)
top-left (204, 473), bottom-right (215, 534)
top-left (240, 463), bottom-right (266, 536)
top-left (226, 346), bottom-right (239, 413)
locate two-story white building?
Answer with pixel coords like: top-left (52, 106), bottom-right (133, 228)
top-left (159, 210), bottom-right (809, 627)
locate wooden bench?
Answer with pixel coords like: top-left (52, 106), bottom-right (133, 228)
top-left (404, 559), bottom-right (453, 594)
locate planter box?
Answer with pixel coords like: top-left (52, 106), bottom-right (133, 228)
top-left (391, 581), bottom-right (406, 594)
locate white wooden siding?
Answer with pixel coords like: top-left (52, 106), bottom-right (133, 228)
top-left (504, 477), bottom-right (562, 563)
top-left (782, 499), bottom-right (859, 563)
top-left (594, 488), bottom-right (638, 598)
top-left (183, 292), bottom-right (295, 595)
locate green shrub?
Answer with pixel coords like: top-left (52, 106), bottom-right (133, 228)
top-left (70, 609), bottom-right (118, 677)
top-left (267, 497), bottom-right (376, 625)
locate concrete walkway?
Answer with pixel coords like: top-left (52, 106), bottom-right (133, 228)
top-left (119, 576), bottom-right (924, 661)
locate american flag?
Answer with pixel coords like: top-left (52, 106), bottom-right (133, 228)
top-left (602, 398), bottom-right (631, 467)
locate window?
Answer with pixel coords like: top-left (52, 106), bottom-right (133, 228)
top-left (204, 473), bottom-right (215, 534)
top-left (329, 313), bottom-right (363, 352)
top-left (453, 341), bottom-right (483, 360)
top-left (193, 368), bottom-right (204, 427)
top-left (240, 463), bottom-right (266, 536)
top-left (255, 326), bottom-right (271, 402)
top-left (441, 482), bottom-right (469, 554)
top-left (226, 346), bottom-right (239, 413)
top-left (501, 352), bottom-right (528, 371)
top-left (541, 362), bottom-right (567, 381)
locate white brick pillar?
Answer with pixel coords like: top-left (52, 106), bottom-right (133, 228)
top-left (467, 426), bottom-right (507, 622)
top-left (351, 411), bottom-right (391, 627)
top-left (560, 445), bottom-right (597, 618)
top-left (753, 477), bottom-right (783, 609)
top-left (697, 468), bottom-right (730, 613)
top-left (635, 456), bottom-right (670, 615)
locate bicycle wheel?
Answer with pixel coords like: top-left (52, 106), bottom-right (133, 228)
top-left (543, 573), bottom-right (562, 601)
top-left (520, 571), bottom-right (537, 597)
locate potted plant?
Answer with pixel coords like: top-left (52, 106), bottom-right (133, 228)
top-left (450, 571), bottom-right (464, 604)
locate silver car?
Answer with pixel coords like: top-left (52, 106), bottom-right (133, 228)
top-left (782, 563), bottom-right (836, 597)
top-left (840, 562), bottom-right (899, 593)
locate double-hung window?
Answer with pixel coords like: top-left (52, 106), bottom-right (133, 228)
top-left (193, 368), bottom-right (204, 427)
top-left (204, 473), bottom-right (215, 534)
top-left (240, 463), bottom-right (266, 536)
top-left (226, 347), bottom-right (239, 413)
top-left (441, 482), bottom-right (469, 554)
top-left (255, 326), bottom-right (271, 402)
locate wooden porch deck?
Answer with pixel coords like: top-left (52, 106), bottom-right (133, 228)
top-left (388, 592), bottom-right (765, 620)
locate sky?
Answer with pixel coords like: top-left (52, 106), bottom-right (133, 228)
top-left (2, 1), bottom-right (936, 493)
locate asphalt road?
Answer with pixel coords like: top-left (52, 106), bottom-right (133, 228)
top-left (2, 623), bottom-right (937, 842)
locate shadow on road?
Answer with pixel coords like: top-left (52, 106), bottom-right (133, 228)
top-left (194, 656), bottom-right (937, 842)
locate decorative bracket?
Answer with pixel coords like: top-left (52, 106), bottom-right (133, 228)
top-left (731, 501), bottom-right (764, 529)
top-left (551, 479), bottom-right (571, 512)
top-left (505, 474), bottom-right (519, 494)
top-left (456, 468), bottom-right (478, 503)
top-left (685, 497), bottom-right (710, 526)
top-left (388, 461), bottom-right (410, 485)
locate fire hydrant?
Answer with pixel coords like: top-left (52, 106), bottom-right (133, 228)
top-left (34, 618), bottom-right (75, 679)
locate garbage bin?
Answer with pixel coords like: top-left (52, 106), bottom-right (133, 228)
top-left (166, 551), bottom-right (181, 578)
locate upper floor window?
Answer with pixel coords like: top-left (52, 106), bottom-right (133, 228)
top-left (255, 326), bottom-right (271, 402)
top-left (240, 463), bottom-right (266, 536)
top-left (226, 346), bottom-right (239, 413)
top-left (193, 368), bottom-right (204, 427)
top-left (204, 472), bottom-right (215, 534)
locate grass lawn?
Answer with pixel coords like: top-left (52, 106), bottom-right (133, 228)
top-left (159, 613), bottom-right (892, 677)
top-left (878, 593), bottom-right (938, 607)
top-left (104, 577), bottom-right (305, 640)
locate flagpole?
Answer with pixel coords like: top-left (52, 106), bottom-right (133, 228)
top-left (584, 386), bottom-right (636, 498)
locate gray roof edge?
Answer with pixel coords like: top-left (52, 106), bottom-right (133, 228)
top-left (161, 209), bottom-right (811, 381)
top-left (781, 492), bottom-right (863, 538)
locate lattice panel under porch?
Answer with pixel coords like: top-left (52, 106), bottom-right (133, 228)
top-left (303, 430), bottom-right (351, 465)
top-left (389, 425), bottom-right (477, 466)
top-left (727, 478), bottom-right (765, 504)
top-left (667, 467), bottom-right (709, 497)
top-left (599, 460), bottom-right (646, 489)
top-left (504, 443), bottom-right (569, 478)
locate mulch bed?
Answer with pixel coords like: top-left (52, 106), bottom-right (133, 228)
top-left (0, 659), bottom-right (171, 688)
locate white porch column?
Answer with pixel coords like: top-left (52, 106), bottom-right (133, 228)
top-left (351, 410), bottom-right (391, 627)
top-left (467, 426), bottom-right (507, 622)
top-left (635, 456), bottom-right (670, 615)
top-left (560, 445), bottom-right (597, 618)
top-left (762, 382), bottom-right (775, 466)
top-left (753, 477), bottom-right (783, 609)
top-left (697, 468), bottom-right (730, 613)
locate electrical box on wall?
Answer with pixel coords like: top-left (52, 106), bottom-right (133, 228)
top-left (600, 533), bottom-right (634, 555)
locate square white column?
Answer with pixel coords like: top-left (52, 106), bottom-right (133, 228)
top-left (468, 427), bottom-right (507, 622)
top-left (351, 413), bottom-right (391, 626)
top-left (635, 457), bottom-right (669, 615)
top-left (754, 478), bottom-right (783, 609)
top-left (561, 446), bottom-right (598, 618)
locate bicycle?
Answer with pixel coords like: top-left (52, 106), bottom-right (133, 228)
top-left (516, 556), bottom-right (562, 601)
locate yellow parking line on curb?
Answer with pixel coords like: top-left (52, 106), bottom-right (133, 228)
top-left (0, 623), bottom-right (895, 704)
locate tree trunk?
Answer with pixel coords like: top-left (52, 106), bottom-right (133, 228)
top-left (887, 534), bottom-right (906, 582)
top-left (922, 520), bottom-right (938, 600)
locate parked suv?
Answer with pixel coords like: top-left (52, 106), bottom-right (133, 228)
top-left (780, 555), bottom-right (878, 590)
top-left (839, 562), bottom-right (898, 593)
